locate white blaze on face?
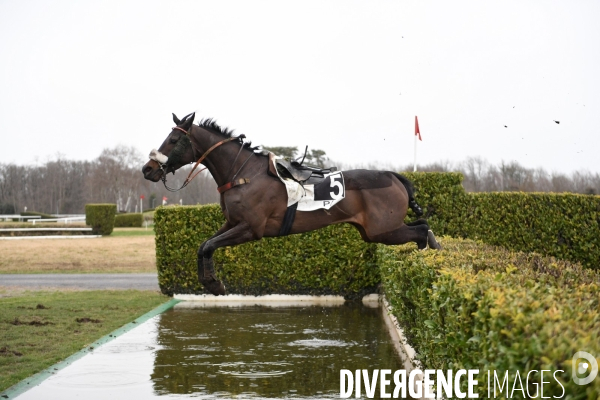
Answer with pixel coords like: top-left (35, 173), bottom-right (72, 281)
top-left (149, 149), bottom-right (168, 164)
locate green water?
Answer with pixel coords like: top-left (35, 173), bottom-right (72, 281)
top-left (151, 303), bottom-right (410, 399)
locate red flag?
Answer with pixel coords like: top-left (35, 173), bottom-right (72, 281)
top-left (140, 195), bottom-right (145, 200)
top-left (415, 116), bottom-right (422, 141)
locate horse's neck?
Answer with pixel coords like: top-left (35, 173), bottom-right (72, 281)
top-left (190, 127), bottom-right (256, 187)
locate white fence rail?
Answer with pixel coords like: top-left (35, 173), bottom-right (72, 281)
top-left (0, 214), bottom-right (86, 224)
top-left (31, 216), bottom-right (86, 225)
top-left (0, 215), bottom-right (42, 222)
top-left (0, 228), bottom-right (92, 232)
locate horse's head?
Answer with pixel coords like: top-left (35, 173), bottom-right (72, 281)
top-left (142, 112), bottom-right (196, 182)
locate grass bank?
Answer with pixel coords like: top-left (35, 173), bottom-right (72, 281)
top-left (0, 289), bottom-right (168, 392)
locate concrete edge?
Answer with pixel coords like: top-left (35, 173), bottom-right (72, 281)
top-left (380, 295), bottom-right (427, 399)
top-left (173, 293), bottom-right (346, 306)
top-left (0, 298), bottom-right (181, 399)
top-left (380, 295), bottom-right (419, 368)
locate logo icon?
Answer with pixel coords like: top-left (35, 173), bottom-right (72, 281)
top-left (572, 351), bottom-right (598, 385)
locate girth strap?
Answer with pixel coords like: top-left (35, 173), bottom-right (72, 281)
top-left (279, 202), bottom-right (298, 236)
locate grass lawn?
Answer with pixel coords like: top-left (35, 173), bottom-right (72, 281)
top-left (110, 227), bottom-right (156, 236)
top-left (0, 289), bottom-right (169, 392)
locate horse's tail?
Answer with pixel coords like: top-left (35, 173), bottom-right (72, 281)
top-left (392, 173), bottom-right (424, 217)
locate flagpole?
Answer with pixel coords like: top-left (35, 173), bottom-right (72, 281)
top-left (413, 115), bottom-right (420, 172)
top-left (413, 133), bottom-right (417, 172)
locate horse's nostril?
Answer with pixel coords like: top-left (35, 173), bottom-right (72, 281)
top-left (143, 166), bottom-right (152, 175)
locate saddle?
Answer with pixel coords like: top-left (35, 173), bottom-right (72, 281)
top-left (266, 150), bottom-right (340, 237)
top-left (268, 151), bottom-right (337, 185)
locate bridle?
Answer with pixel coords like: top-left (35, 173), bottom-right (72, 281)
top-left (154, 126), bottom-right (242, 192)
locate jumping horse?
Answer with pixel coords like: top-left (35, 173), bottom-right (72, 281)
top-left (142, 113), bottom-right (442, 295)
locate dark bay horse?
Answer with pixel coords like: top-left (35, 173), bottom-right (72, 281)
top-left (142, 112), bottom-right (442, 295)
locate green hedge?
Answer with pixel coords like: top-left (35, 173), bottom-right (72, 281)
top-left (154, 204), bottom-right (380, 298)
top-left (403, 172), bottom-right (600, 269)
top-left (459, 192), bottom-right (600, 269)
top-left (20, 211), bottom-right (55, 219)
top-left (379, 238), bottom-right (600, 398)
top-left (114, 213), bottom-right (143, 227)
top-left (85, 204), bottom-right (116, 236)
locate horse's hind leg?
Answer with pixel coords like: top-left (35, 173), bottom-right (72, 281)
top-left (406, 218), bottom-right (428, 227)
top-left (405, 219), bottom-right (442, 249)
top-left (365, 222), bottom-right (442, 250)
top-left (368, 223), bottom-right (430, 249)
top-left (427, 230), bottom-right (442, 250)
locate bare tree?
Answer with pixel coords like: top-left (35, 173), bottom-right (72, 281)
top-left (87, 146), bottom-right (144, 212)
top-left (0, 164), bottom-right (24, 213)
top-left (138, 164), bottom-right (220, 208)
top-left (532, 168), bottom-right (553, 192)
top-left (415, 160), bottom-right (456, 173)
top-left (2, 150), bottom-right (599, 216)
top-left (498, 161), bottom-right (535, 191)
top-left (461, 156), bottom-right (490, 192)
top-left (551, 173), bottom-right (575, 193)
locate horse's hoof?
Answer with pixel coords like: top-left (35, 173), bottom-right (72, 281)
top-left (427, 230), bottom-right (442, 250)
top-left (201, 278), bottom-right (226, 296)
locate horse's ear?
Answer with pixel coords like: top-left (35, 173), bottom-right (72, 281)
top-left (181, 112), bottom-right (195, 130)
top-left (172, 113), bottom-right (181, 125)
top-left (180, 112), bottom-right (195, 123)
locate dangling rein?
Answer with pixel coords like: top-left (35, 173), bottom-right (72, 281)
top-left (152, 126), bottom-right (240, 192)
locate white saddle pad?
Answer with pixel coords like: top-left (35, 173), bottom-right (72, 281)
top-left (272, 156), bottom-right (345, 211)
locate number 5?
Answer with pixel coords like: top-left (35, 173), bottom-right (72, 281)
top-left (330, 174), bottom-right (343, 200)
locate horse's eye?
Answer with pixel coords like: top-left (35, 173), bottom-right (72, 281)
top-left (169, 138), bottom-right (178, 144)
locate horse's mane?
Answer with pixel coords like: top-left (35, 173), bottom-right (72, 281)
top-left (197, 118), bottom-right (236, 138)
top-left (197, 118), bottom-right (263, 153)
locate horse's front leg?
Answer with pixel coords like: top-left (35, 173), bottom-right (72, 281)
top-left (199, 222), bottom-right (258, 296)
top-left (197, 222), bottom-right (232, 284)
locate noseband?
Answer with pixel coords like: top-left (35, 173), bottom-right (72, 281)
top-left (150, 126), bottom-right (241, 192)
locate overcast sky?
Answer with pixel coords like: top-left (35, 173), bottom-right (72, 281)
top-left (1, 0), bottom-right (599, 174)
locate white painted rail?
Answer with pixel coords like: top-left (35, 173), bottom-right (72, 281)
top-left (0, 235), bottom-right (101, 240)
top-left (0, 228), bottom-right (92, 232)
top-left (0, 215), bottom-right (41, 222)
top-left (31, 216), bottom-right (86, 225)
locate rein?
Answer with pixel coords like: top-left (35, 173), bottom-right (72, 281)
top-left (159, 126), bottom-right (240, 192)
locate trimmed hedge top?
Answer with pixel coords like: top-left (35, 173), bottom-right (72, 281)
top-left (114, 213), bottom-right (143, 228)
top-left (403, 172), bottom-right (600, 269)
